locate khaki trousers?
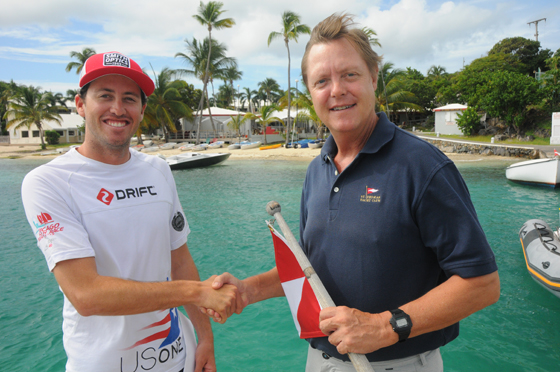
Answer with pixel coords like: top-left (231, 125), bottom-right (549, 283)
top-left (305, 345), bottom-right (443, 372)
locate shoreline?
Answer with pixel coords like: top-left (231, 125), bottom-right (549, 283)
top-left (0, 143), bottom-right (514, 163)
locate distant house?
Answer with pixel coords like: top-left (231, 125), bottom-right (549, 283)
top-left (8, 111), bottom-right (85, 145)
top-left (433, 104), bottom-right (468, 135)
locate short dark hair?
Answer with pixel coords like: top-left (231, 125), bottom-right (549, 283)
top-left (78, 82), bottom-right (148, 106)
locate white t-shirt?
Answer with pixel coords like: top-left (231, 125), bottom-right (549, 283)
top-left (22, 148), bottom-right (194, 372)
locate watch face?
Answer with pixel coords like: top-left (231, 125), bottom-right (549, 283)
top-left (396, 318), bottom-right (408, 328)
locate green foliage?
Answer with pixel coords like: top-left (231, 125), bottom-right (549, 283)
top-left (45, 130), bottom-right (60, 145)
top-left (66, 47), bottom-right (96, 74)
top-left (5, 85), bottom-right (63, 149)
top-left (456, 107), bottom-right (481, 136)
top-left (476, 70), bottom-right (542, 134)
top-left (488, 37), bottom-right (552, 75)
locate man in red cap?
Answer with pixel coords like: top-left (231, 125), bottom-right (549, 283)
top-left (21, 51), bottom-right (242, 372)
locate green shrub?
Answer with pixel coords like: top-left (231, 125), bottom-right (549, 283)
top-left (456, 107), bottom-right (481, 136)
top-left (45, 130), bottom-right (61, 145)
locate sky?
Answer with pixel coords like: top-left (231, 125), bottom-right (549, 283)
top-left (1, 0), bottom-right (559, 96)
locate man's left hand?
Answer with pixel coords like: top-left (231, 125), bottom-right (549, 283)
top-left (319, 306), bottom-right (396, 355)
top-left (193, 338), bottom-right (216, 372)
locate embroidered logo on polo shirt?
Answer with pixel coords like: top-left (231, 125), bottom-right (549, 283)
top-left (360, 186), bottom-right (381, 203)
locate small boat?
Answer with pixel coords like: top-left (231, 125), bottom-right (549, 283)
top-left (260, 144), bottom-right (281, 150)
top-left (228, 143), bottom-right (241, 150)
top-left (209, 141), bottom-right (225, 148)
top-left (142, 146), bottom-right (160, 153)
top-left (241, 141), bottom-right (262, 150)
top-left (159, 142), bottom-right (177, 150)
top-left (286, 139), bottom-right (312, 149)
top-left (308, 140), bottom-right (324, 149)
top-left (179, 143), bottom-right (195, 151)
top-left (506, 158), bottom-right (560, 188)
top-left (162, 152), bottom-right (231, 170)
top-left (519, 219), bottom-right (560, 298)
top-left (192, 144), bottom-right (208, 151)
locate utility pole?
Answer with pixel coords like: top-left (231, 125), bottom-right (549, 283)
top-left (527, 18), bottom-right (546, 41)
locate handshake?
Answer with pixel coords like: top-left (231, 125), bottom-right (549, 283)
top-left (198, 272), bottom-right (251, 324)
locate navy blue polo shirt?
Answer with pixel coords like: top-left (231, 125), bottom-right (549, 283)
top-left (300, 113), bottom-right (497, 362)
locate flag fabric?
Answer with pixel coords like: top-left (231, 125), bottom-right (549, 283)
top-left (268, 222), bottom-right (326, 339)
top-left (555, 149), bottom-right (560, 157)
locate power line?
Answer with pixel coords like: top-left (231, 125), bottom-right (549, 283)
top-left (527, 18), bottom-right (546, 42)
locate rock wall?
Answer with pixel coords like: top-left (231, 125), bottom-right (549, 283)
top-left (419, 136), bottom-right (547, 159)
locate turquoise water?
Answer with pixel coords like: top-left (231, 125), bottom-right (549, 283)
top-left (1, 157), bottom-right (559, 371)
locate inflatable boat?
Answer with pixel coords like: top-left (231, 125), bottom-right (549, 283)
top-left (519, 219), bottom-right (560, 298)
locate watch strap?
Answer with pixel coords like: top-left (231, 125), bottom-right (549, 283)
top-left (389, 308), bottom-right (412, 343)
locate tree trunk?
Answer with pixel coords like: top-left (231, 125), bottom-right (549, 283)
top-left (205, 87), bottom-right (217, 138)
top-left (285, 39), bottom-right (291, 146)
top-left (37, 122), bottom-right (46, 149)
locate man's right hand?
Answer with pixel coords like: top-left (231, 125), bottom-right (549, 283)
top-left (200, 273), bottom-right (249, 323)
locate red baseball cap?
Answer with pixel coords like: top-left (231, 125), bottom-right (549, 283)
top-left (79, 51), bottom-right (155, 96)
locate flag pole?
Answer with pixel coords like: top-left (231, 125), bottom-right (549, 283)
top-left (266, 201), bottom-right (375, 372)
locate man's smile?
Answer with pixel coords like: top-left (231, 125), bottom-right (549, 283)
top-left (331, 104), bottom-right (356, 111)
top-left (104, 119), bottom-right (130, 128)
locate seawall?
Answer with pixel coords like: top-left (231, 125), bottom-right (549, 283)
top-left (418, 136), bottom-right (547, 159)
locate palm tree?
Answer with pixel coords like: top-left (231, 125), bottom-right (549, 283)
top-left (65, 47), bottom-right (96, 74)
top-left (221, 65), bottom-right (243, 93)
top-left (427, 65), bottom-right (448, 79)
top-left (192, 1), bottom-right (235, 140)
top-left (216, 83), bottom-right (235, 108)
top-left (362, 27), bottom-right (382, 48)
top-left (376, 62), bottom-right (423, 122)
top-left (258, 78), bottom-right (282, 105)
top-left (227, 114), bottom-right (249, 142)
top-left (239, 87), bottom-right (258, 113)
top-left (268, 11), bottom-right (310, 145)
top-left (175, 37), bottom-right (236, 141)
top-left (290, 90), bottom-right (325, 139)
top-left (142, 67), bottom-right (192, 142)
top-left (244, 104), bottom-right (284, 145)
top-left (4, 86), bottom-right (64, 149)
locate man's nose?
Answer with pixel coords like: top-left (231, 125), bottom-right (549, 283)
top-left (331, 79), bottom-right (346, 97)
top-left (110, 99), bottom-right (126, 115)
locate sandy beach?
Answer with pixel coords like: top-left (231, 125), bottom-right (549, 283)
top-left (0, 143), bottom-right (514, 163)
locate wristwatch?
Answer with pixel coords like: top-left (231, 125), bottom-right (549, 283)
top-left (389, 309), bottom-right (412, 343)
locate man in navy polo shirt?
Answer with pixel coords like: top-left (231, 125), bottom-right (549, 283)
top-left (208, 14), bottom-right (500, 371)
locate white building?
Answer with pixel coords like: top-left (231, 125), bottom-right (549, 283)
top-left (8, 111), bottom-right (85, 145)
top-left (433, 104), bottom-right (468, 135)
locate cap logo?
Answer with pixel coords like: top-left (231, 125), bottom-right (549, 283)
top-left (103, 53), bottom-right (130, 68)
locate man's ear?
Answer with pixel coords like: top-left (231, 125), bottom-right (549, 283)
top-left (75, 94), bottom-right (86, 118)
top-left (372, 69), bottom-right (379, 91)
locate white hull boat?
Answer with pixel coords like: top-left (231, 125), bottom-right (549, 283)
top-left (162, 152), bottom-right (231, 170)
top-left (308, 140), bottom-right (324, 149)
top-left (506, 158), bottom-right (560, 188)
top-left (192, 144), bottom-right (208, 151)
top-left (142, 146), bottom-right (160, 153)
top-left (228, 143), bottom-right (241, 150)
top-left (159, 142), bottom-right (177, 150)
top-left (241, 141), bottom-right (262, 150)
top-left (179, 143), bottom-right (195, 151)
top-left (519, 219), bottom-right (560, 299)
top-left (209, 141), bottom-right (225, 148)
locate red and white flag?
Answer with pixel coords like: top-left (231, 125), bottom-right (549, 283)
top-left (268, 222), bottom-right (326, 339)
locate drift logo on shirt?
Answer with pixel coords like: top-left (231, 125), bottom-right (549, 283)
top-left (120, 308), bottom-right (184, 371)
top-left (97, 186), bottom-right (157, 205)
